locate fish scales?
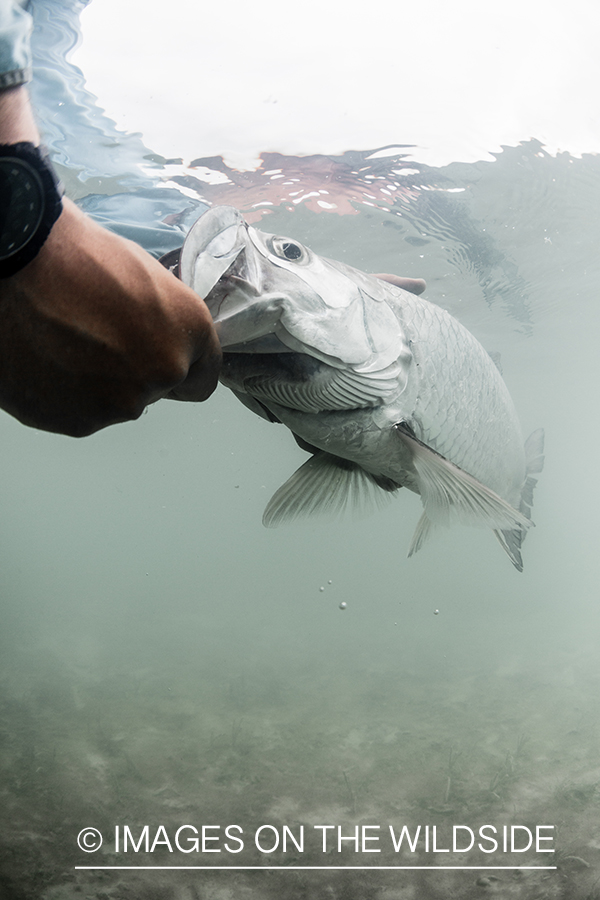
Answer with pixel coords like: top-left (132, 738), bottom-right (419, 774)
top-left (397, 292), bottom-right (526, 504)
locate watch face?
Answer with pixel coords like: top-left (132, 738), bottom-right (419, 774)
top-left (0, 158), bottom-right (45, 261)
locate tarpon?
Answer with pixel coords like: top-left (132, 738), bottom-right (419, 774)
top-left (176, 206), bottom-right (544, 570)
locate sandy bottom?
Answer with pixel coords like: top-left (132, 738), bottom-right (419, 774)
top-left (0, 635), bottom-right (599, 900)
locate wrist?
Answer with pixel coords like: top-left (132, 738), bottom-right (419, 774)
top-left (0, 85), bottom-right (40, 144)
top-left (0, 140), bottom-right (64, 278)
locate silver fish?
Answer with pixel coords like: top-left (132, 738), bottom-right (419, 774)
top-left (180, 206), bottom-right (544, 570)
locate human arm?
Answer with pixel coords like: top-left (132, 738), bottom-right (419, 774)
top-left (0, 84), bottom-right (221, 436)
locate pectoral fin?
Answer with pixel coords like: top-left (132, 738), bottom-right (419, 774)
top-left (395, 423), bottom-right (532, 535)
top-left (263, 452), bottom-right (400, 527)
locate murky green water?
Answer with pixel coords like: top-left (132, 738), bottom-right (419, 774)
top-left (1, 4), bottom-right (600, 900)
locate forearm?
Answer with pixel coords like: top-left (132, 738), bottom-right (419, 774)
top-left (0, 82), bottom-right (38, 142)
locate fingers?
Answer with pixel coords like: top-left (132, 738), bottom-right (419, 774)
top-left (166, 349), bottom-right (222, 402)
top-left (107, 225), bottom-right (222, 400)
top-left (373, 274), bottom-right (426, 295)
top-left (51, 201), bottom-right (223, 401)
top-left (156, 244), bottom-right (224, 400)
top-left (155, 269), bottom-right (222, 402)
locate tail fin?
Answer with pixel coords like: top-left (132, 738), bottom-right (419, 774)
top-left (493, 428), bottom-right (545, 571)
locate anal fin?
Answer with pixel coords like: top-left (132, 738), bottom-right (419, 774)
top-left (408, 511), bottom-right (436, 557)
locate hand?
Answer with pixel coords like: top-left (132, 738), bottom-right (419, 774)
top-left (373, 274), bottom-right (426, 295)
top-left (0, 197), bottom-right (222, 436)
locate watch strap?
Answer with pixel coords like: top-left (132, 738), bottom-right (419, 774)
top-left (0, 142), bottom-right (64, 279)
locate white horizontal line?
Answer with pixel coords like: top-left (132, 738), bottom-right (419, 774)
top-left (74, 866), bottom-right (557, 871)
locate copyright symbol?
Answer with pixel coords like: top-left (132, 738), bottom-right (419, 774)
top-left (77, 828), bottom-right (103, 852)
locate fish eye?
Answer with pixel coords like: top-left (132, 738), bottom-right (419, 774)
top-left (270, 237), bottom-right (307, 263)
top-left (282, 242), bottom-right (302, 260)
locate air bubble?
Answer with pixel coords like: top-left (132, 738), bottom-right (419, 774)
top-left (339, 602), bottom-right (347, 610)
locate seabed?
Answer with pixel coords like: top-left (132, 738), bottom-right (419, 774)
top-left (1, 634), bottom-right (599, 900)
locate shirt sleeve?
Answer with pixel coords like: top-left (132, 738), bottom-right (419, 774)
top-left (0, 0), bottom-right (32, 89)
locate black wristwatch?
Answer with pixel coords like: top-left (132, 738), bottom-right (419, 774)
top-left (0, 142), bottom-right (64, 279)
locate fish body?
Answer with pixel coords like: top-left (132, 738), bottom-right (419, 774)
top-left (180, 206), bottom-right (543, 569)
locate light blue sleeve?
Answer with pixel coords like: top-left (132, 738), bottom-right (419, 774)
top-left (0, 0), bottom-right (32, 88)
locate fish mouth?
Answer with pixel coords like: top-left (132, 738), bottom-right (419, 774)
top-left (177, 206), bottom-right (248, 302)
top-left (197, 249), bottom-right (292, 352)
top-left (160, 237), bottom-right (297, 355)
top-left (204, 267), bottom-right (260, 313)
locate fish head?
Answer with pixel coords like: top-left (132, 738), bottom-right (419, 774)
top-left (180, 206), bottom-right (408, 374)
